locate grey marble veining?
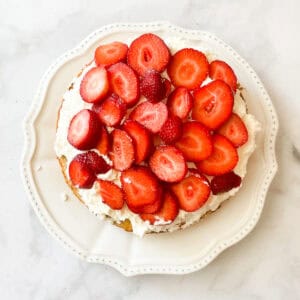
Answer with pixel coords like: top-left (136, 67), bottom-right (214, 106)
top-left (0, 0), bottom-right (299, 299)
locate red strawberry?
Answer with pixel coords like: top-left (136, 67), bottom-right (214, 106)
top-left (158, 115), bottom-right (182, 144)
top-left (175, 122), bottom-right (213, 162)
top-left (122, 120), bottom-right (152, 164)
top-left (80, 66), bottom-right (109, 103)
top-left (96, 126), bottom-right (110, 155)
top-left (140, 70), bottom-right (165, 102)
top-left (108, 62), bottom-right (139, 107)
top-left (196, 134), bottom-right (238, 176)
top-left (149, 146), bottom-right (187, 183)
top-left (129, 101), bottom-right (168, 133)
top-left (140, 191), bottom-right (179, 224)
top-left (109, 129), bottom-right (134, 171)
top-left (162, 78), bottom-right (172, 98)
top-left (171, 174), bottom-right (210, 212)
top-left (127, 33), bottom-right (170, 76)
top-left (96, 179), bottom-right (124, 209)
top-left (209, 60), bottom-right (237, 92)
top-left (68, 159), bottom-right (96, 189)
top-left (217, 113), bottom-right (248, 147)
top-left (167, 48), bottom-right (209, 89)
top-left (95, 42), bottom-right (128, 67)
top-left (192, 80), bottom-right (234, 130)
top-left (67, 109), bottom-right (101, 150)
top-left (121, 167), bottom-right (162, 207)
top-left (92, 94), bottom-right (126, 127)
top-left (210, 172), bottom-right (242, 195)
top-left (167, 87), bottom-right (193, 119)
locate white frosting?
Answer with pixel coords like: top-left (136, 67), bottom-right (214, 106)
top-left (55, 37), bottom-right (260, 237)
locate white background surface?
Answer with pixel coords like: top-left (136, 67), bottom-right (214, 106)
top-left (0, 0), bottom-right (299, 299)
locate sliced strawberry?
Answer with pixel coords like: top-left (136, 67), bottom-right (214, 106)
top-left (127, 33), bottom-right (170, 76)
top-left (129, 101), bottom-right (168, 133)
top-left (149, 146), bottom-right (187, 183)
top-left (158, 115), bottom-right (182, 144)
top-left (108, 62), bottom-right (139, 107)
top-left (209, 60), bottom-right (237, 92)
top-left (109, 129), bottom-right (134, 171)
top-left (175, 122), bottom-right (213, 162)
top-left (162, 78), bottom-right (172, 98)
top-left (95, 126), bottom-right (110, 155)
top-left (196, 134), bottom-right (238, 176)
top-left (122, 120), bottom-right (152, 164)
top-left (167, 48), bottom-right (208, 89)
top-left (95, 42), bottom-right (128, 67)
top-left (140, 70), bottom-right (165, 102)
top-left (92, 94), bottom-right (126, 127)
top-left (121, 167), bottom-right (161, 207)
top-left (140, 191), bottom-right (179, 224)
top-left (67, 109), bottom-right (101, 150)
top-left (171, 174), bottom-right (210, 212)
top-left (167, 87), bottom-right (193, 119)
top-left (80, 66), bottom-right (109, 103)
top-left (217, 113), bottom-right (248, 147)
top-left (68, 159), bottom-right (96, 189)
top-left (210, 172), bottom-right (242, 195)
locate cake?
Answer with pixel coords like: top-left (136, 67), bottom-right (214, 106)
top-left (55, 32), bottom-right (260, 236)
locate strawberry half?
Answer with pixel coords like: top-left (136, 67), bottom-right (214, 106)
top-left (171, 174), bottom-right (210, 212)
top-left (92, 94), bottom-right (126, 127)
top-left (149, 146), bottom-right (187, 183)
top-left (196, 134), bottom-right (238, 176)
top-left (175, 121), bottom-right (213, 162)
top-left (167, 87), bottom-right (193, 120)
top-left (140, 70), bottom-right (165, 102)
top-left (167, 48), bottom-right (209, 89)
top-left (108, 62), bottom-right (139, 107)
top-left (121, 167), bottom-right (162, 208)
top-left (95, 42), bottom-right (128, 67)
top-left (109, 129), bottom-right (134, 171)
top-left (67, 109), bottom-right (101, 150)
top-left (122, 120), bottom-right (152, 164)
top-left (80, 66), bottom-right (109, 103)
top-left (158, 115), bottom-right (183, 144)
top-left (127, 33), bottom-right (170, 76)
top-left (210, 172), bottom-right (242, 195)
top-left (162, 78), bottom-right (172, 98)
top-left (129, 101), bottom-right (168, 133)
top-left (95, 126), bottom-right (110, 155)
top-left (217, 113), bottom-right (248, 147)
top-left (96, 179), bottom-right (124, 209)
top-left (140, 191), bottom-right (179, 224)
top-left (192, 80), bottom-right (234, 130)
top-left (209, 60), bottom-right (237, 92)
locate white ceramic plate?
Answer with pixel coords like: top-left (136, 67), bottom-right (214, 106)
top-left (22, 22), bottom-right (278, 276)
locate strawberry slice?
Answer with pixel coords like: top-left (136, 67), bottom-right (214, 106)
top-left (96, 179), bottom-right (124, 209)
top-left (122, 120), bottom-right (152, 164)
top-left (192, 80), bottom-right (234, 129)
top-left (217, 113), bottom-right (248, 147)
top-left (175, 122), bottom-right (213, 162)
top-left (140, 70), bottom-right (165, 102)
top-left (162, 78), bottom-right (172, 98)
top-left (95, 126), bottom-right (110, 155)
top-left (92, 94), bottom-right (126, 127)
top-left (67, 109), bottom-right (101, 150)
top-left (167, 48), bottom-right (209, 89)
top-left (95, 42), bottom-right (128, 67)
top-left (210, 172), bottom-right (242, 195)
top-left (121, 167), bottom-right (162, 207)
top-left (129, 101), bottom-right (168, 133)
top-left (109, 129), bottom-right (134, 171)
top-left (68, 159), bottom-right (96, 189)
top-left (167, 87), bottom-right (193, 119)
top-left (108, 62), bottom-right (139, 107)
top-left (209, 60), bottom-right (237, 92)
top-left (127, 33), bottom-right (170, 76)
top-left (171, 174), bottom-right (210, 212)
top-left (140, 191), bottom-right (179, 224)
top-left (196, 134), bottom-right (238, 176)
top-left (149, 146), bottom-right (187, 183)
top-left (80, 66), bottom-right (109, 103)
top-left (158, 115), bottom-right (182, 144)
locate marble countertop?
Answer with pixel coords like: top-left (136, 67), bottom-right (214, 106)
top-left (1, 0), bottom-right (299, 299)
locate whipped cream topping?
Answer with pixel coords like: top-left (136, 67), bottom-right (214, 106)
top-left (55, 36), bottom-right (260, 236)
